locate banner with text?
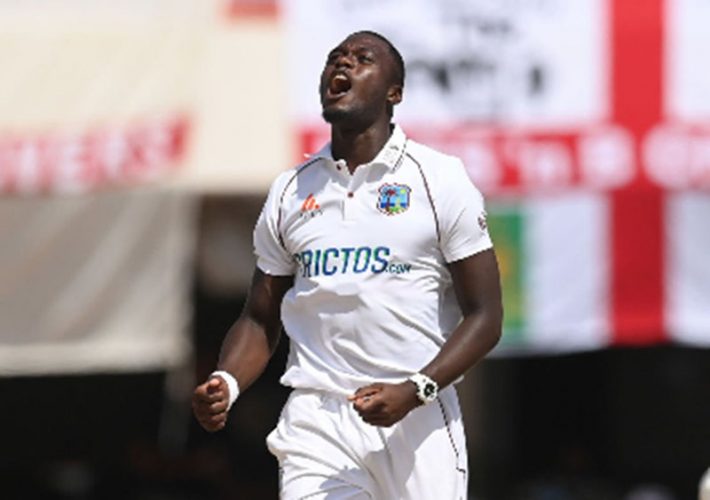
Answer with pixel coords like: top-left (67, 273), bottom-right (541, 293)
top-left (0, 1), bottom-right (211, 194)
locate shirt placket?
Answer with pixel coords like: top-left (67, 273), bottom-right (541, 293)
top-left (337, 161), bottom-right (368, 222)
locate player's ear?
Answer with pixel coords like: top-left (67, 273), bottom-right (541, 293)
top-left (387, 84), bottom-right (403, 107)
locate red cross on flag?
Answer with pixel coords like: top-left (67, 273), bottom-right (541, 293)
top-left (285, 0), bottom-right (710, 353)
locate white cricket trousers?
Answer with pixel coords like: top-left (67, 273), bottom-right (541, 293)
top-left (266, 386), bottom-right (468, 500)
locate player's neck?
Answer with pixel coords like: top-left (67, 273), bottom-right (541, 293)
top-left (330, 120), bottom-right (392, 174)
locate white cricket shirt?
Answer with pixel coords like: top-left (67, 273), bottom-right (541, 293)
top-left (254, 125), bottom-right (493, 395)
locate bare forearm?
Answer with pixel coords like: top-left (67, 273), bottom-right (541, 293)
top-left (213, 268), bottom-right (293, 394)
top-left (350, 309), bottom-right (501, 428)
top-left (216, 315), bottom-right (280, 393)
top-left (192, 269), bottom-right (291, 431)
top-left (422, 250), bottom-right (503, 388)
top-left (421, 310), bottom-right (501, 389)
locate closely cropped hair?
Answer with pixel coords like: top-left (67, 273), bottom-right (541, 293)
top-left (352, 30), bottom-right (405, 87)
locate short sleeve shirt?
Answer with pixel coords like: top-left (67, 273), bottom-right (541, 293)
top-left (253, 125), bottom-right (492, 394)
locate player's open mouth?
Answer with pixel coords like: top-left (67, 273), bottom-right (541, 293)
top-left (327, 73), bottom-right (351, 99)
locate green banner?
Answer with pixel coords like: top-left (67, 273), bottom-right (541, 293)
top-left (487, 205), bottom-right (525, 345)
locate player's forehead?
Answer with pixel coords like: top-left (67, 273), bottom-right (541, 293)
top-left (328, 33), bottom-right (389, 57)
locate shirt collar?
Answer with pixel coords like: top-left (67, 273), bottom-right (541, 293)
top-left (309, 124), bottom-right (407, 172)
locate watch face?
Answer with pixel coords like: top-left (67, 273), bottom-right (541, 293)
top-left (423, 383), bottom-right (436, 398)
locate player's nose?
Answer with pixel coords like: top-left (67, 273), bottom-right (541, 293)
top-left (334, 52), bottom-right (354, 70)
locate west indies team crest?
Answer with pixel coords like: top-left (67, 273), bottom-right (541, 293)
top-left (377, 183), bottom-right (411, 216)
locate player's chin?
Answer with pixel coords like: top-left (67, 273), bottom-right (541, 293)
top-left (321, 105), bottom-right (353, 124)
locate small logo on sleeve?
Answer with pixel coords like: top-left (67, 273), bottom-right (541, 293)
top-left (377, 184), bottom-right (411, 215)
top-left (478, 211), bottom-right (488, 231)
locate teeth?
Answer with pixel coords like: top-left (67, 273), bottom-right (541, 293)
top-left (330, 74), bottom-right (351, 94)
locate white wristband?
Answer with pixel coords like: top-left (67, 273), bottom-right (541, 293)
top-left (210, 370), bottom-right (240, 410)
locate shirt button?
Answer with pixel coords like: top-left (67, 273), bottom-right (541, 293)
top-left (347, 192), bottom-right (354, 198)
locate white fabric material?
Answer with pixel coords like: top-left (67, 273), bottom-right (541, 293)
top-left (267, 387), bottom-right (467, 500)
top-left (666, 193), bottom-right (710, 346)
top-left (525, 194), bottom-right (611, 351)
top-left (210, 370), bottom-right (240, 410)
top-left (253, 125), bottom-right (492, 395)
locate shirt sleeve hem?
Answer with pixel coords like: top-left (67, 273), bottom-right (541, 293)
top-left (443, 240), bottom-right (493, 264)
top-left (256, 259), bottom-right (296, 277)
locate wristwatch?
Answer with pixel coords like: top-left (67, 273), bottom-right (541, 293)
top-left (408, 373), bottom-right (439, 404)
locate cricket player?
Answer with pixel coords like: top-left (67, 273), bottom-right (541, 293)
top-left (192, 30), bottom-right (503, 499)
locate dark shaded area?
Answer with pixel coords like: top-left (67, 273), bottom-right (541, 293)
top-left (1, 279), bottom-right (707, 499)
top-left (0, 283), bottom-right (290, 500)
top-left (474, 349), bottom-right (710, 499)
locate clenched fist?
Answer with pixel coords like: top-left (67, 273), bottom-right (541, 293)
top-left (192, 376), bottom-right (230, 432)
top-left (349, 381), bottom-right (421, 427)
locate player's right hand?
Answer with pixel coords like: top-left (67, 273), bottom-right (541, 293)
top-left (192, 376), bottom-right (230, 432)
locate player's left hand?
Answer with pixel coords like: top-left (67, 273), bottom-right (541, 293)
top-left (349, 381), bottom-right (420, 427)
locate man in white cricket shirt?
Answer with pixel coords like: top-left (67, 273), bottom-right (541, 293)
top-left (192, 30), bottom-right (503, 499)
